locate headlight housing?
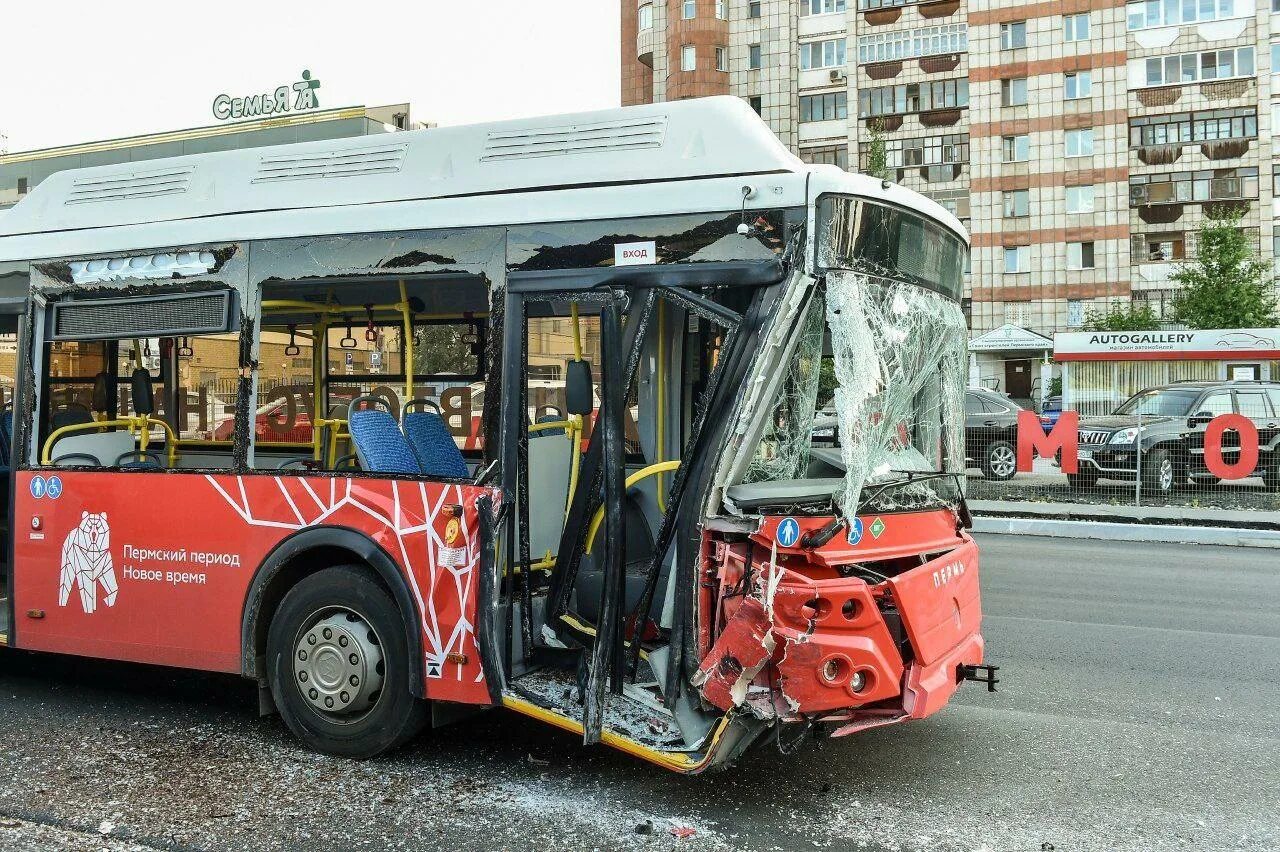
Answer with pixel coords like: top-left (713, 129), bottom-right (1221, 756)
top-left (1109, 427), bottom-right (1141, 445)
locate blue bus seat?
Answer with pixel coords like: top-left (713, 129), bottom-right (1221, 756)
top-left (402, 400), bottom-right (468, 479)
top-left (347, 396), bottom-right (420, 476)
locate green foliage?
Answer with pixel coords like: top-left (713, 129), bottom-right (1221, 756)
top-left (413, 323), bottom-right (479, 377)
top-left (1081, 301), bottom-right (1162, 332)
top-left (865, 119), bottom-right (890, 182)
top-left (817, 357), bottom-right (837, 408)
top-left (1170, 206), bottom-right (1278, 329)
top-left (1048, 375), bottom-right (1063, 398)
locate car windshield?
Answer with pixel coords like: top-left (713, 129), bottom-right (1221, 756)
top-left (1114, 388), bottom-right (1201, 416)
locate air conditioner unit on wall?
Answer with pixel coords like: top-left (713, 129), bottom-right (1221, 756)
top-left (829, 69), bottom-right (847, 82)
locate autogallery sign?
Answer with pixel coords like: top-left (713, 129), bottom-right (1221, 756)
top-left (1054, 328), bottom-right (1280, 361)
top-left (212, 70), bottom-right (321, 121)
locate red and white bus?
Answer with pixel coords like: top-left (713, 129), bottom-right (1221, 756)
top-left (0, 98), bottom-right (989, 771)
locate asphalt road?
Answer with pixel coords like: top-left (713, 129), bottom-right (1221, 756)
top-left (1, 534), bottom-right (1277, 852)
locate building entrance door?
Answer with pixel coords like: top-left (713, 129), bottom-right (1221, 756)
top-left (1004, 359), bottom-right (1032, 399)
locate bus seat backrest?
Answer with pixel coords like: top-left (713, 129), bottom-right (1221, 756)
top-left (347, 395), bottom-right (420, 475)
top-left (51, 431), bottom-right (134, 468)
top-left (91, 371), bottom-right (115, 415)
top-left (527, 425), bottom-right (573, 560)
top-left (402, 410), bottom-right (468, 479)
top-left (131, 368), bottom-right (154, 416)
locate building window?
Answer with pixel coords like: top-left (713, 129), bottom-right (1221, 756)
top-left (802, 0), bottom-right (847, 13)
top-left (1137, 47), bottom-right (1255, 88)
top-left (1002, 134), bottom-right (1030, 162)
top-left (1004, 246), bottom-right (1030, 273)
top-left (856, 24), bottom-right (967, 64)
top-left (1065, 128), bottom-right (1095, 157)
top-left (1000, 21), bottom-right (1027, 50)
top-left (800, 145), bottom-right (850, 169)
top-left (681, 44), bottom-right (697, 71)
top-left (1133, 232), bottom-right (1186, 262)
top-left (866, 133), bottom-right (969, 172)
top-left (1003, 189), bottom-right (1030, 218)
top-left (1001, 78), bottom-right (1028, 106)
top-left (749, 44), bottom-right (762, 69)
top-left (930, 189), bottom-right (971, 220)
top-left (715, 0), bottom-right (726, 18)
top-left (748, 95), bottom-right (763, 114)
top-left (715, 46), bottom-right (727, 72)
top-left (858, 78), bottom-right (968, 117)
top-left (16, 177), bottom-right (27, 197)
top-left (801, 91), bottom-right (849, 122)
top-left (682, 0), bottom-right (696, 19)
top-left (1064, 71), bottom-right (1092, 99)
top-left (1066, 185), bottom-right (1096, 213)
top-left (749, 0), bottom-right (762, 18)
top-left (1129, 167), bottom-right (1258, 205)
top-left (1128, 0), bottom-right (1244, 30)
top-left (800, 39), bottom-right (848, 70)
top-left (1067, 241), bottom-right (1096, 270)
top-left (1129, 108), bottom-right (1256, 147)
top-left (1063, 13), bottom-right (1090, 41)
top-left (638, 3), bottom-right (653, 30)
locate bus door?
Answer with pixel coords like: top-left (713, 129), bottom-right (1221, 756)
top-left (500, 280), bottom-right (743, 742)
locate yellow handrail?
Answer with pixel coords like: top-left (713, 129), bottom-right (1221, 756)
top-left (583, 461), bottom-right (680, 555)
top-left (41, 416), bottom-right (178, 467)
top-left (528, 419), bottom-right (573, 435)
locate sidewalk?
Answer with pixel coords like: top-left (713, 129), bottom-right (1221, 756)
top-left (970, 499), bottom-right (1280, 548)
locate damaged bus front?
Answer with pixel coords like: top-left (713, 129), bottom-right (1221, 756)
top-left (698, 184), bottom-right (991, 744)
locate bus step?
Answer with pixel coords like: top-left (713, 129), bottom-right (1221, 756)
top-left (646, 647), bottom-right (717, 749)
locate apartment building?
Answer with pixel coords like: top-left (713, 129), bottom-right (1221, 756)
top-left (621, 0), bottom-right (1280, 398)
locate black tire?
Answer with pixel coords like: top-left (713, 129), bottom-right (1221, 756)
top-left (981, 440), bottom-right (1017, 481)
top-left (1263, 457), bottom-right (1280, 492)
top-left (267, 565), bottom-right (427, 759)
top-left (1066, 470), bottom-right (1099, 489)
top-left (1142, 448), bottom-right (1178, 497)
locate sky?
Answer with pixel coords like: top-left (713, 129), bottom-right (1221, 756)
top-left (0, 1), bottom-right (621, 153)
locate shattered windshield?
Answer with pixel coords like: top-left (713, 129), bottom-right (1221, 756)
top-left (731, 195), bottom-right (968, 519)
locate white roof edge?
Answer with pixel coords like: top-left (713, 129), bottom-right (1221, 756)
top-left (0, 97), bottom-right (805, 243)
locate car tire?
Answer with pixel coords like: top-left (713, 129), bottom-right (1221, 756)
top-left (1142, 448), bottom-right (1178, 497)
top-left (267, 565), bottom-right (428, 759)
top-left (1066, 470), bottom-right (1099, 489)
top-left (981, 440), bottom-right (1017, 481)
top-left (1263, 458), bottom-right (1280, 492)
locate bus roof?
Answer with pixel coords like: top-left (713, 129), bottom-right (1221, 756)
top-left (0, 97), bottom-right (965, 263)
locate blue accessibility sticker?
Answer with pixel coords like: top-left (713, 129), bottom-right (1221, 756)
top-left (30, 475), bottom-right (47, 499)
top-left (46, 476), bottom-right (63, 500)
top-left (776, 516), bottom-right (801, 548)
top-left (847, 517), bottom-right (865, 546)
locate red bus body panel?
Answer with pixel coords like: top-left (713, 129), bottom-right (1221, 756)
top-left (12, 470), bottom-right (493, 706)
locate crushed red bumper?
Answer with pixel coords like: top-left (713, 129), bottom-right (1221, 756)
top-left (695, 519), bottom-right (986, 732)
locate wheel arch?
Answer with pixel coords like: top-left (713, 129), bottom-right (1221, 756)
top-left (241, 525), bottom-right (425, 698)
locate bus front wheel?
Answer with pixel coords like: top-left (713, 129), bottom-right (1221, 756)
top-left (266, 565), bottom-right (427, 759)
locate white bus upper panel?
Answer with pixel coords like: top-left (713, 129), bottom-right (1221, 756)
top-left (0, 97), bottom-right (965, 263)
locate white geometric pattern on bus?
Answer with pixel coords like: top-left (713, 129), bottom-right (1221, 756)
top-left (58, 511), bottom-right (118, 614)
top-left (205, 475), bottom-right (482, 683)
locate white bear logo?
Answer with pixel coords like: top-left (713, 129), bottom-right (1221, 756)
top-left (58, 511), bottom-right (117, 614)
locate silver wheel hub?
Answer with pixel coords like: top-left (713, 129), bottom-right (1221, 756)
top-left (293, 609), bottom-right (385, 717)
top-left (991, 446), bottom-right (1016, 477)
top-left (1159, 459), bottom-right (1173, 490)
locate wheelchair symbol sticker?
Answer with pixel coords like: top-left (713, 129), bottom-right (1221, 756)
top-left (47, 476), bottom-right (63, 500)
top-left (847, 517), bottom-right (865, 546)
top-left (30, 476), bottom-right (47, 499)
top-left (776, 517), bottom-right (800, 548)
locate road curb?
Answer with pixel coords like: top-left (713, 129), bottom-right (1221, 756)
top-left (971, 516), bottom-right (1280, 548)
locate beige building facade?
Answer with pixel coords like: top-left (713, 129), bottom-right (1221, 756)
top-left (622, 0), bottom-right (1280, 399)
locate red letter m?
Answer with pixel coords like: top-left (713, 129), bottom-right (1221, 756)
top-left (1017, 410), bottom-right (1079, 474)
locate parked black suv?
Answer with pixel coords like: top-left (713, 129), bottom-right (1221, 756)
top-left (1069, 381), bottom-right (1280, 495)
top-left (965, 389), bottom-right (1020, 481)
